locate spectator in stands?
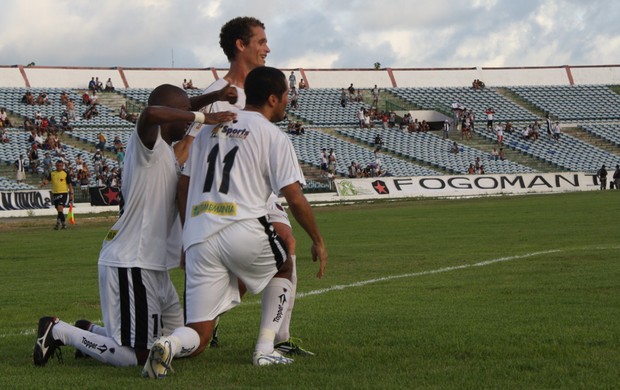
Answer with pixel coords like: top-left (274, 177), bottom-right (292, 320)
top-left (340, 89), bottom-right (347, 108)
top-left (289, 71), bottom-right (296, 90)
top-left (15, 154), bottom-right (27, 183)
top-left (83, 103), bottom-right (99, 120)
top-left (495, 122), bottom-right (504, 145)
top-left (299, 78), bottom-right (307, 89)
top-left (328, 148), bottom-right (337, 173)
top-left (348, 161), bottom-right (357, 178)
top-left (485, 107), bottom-right (495, 131)
top-left (77, 167), bottom-right (91, 200)
top-left (552, 121), bottom-right (562, 142)
top-left (320, 147), bottom-right (328, 176)
top-left (95, 132), bottom-right (107, 154)
top-left (364, 109), bottom-right (372, 129)
top-left (289, 86), bottom-right (299, 109)
top-left (1, 108), bottom-right (13, 127)
top-left (442, 119), bottom-right (451, 139)
top-left (89, 77), bottom-right (97, 92)
top-left (28, 143), bottom-right (40, 172)
top-left (116, 145), bottom-right (125, 170)
top-left (504, 121), bottom-right (513, 134)
top-left (521, 125), bottom-right (530, 140)
top-left (82, 92), bottom-right (91, 105)
top-left (472, 79), bottom-right (485, 90)
top-left (119, 104), bottom-right (128, 120)
top-left (41, 152), bottom-right (53, 178)
top-left (371, 85), bottom-right (379, 107)
top-left (420, 119), bottom-right (430, 132)
top-left (388, 111), bottom-right (397, 129)
top-left (347, 83), bottom-right (355, 101)
top-left (185, 79), bottom-right (198, 89)
top-left (75, 154), bottom-right (84, 172)
top-left (374, 133), bottom-right (383, 152)
top-left (354, 90), bottom-right (362, 103)
top-left (92, 149), bottom-right (103, 175)
top-left (498, 147), bottom-right (506, 161)
top-left (597, 165), bottom-right (608, 190)
top-left (1, 127), bottom-right (10, 143)
top-left (468, 163), bottom-right (475, 174)
top-left (451, 141), bottom-right (460, 154)
top-left (22, 91), bottom-right (35, 105)
top-left (491, 147), bottom-right (499, 161)
top-left (67, 98), bottom-right (76, 120)
top-left (474, 157), bottom-right (482, 173)
top-left (89, 90), bottom-right (98, 105)
top-left (104, 78), bottom-right (115, 92)
top-left (613, 165), bottom-right (620, 190)
top-left (60, 91), bottom-right (69, 105)
top-left (182, 79), bottom-right (189, 89)
top-left (112, 135), bottom-right (123, 153)
top-left (95, 77), bottom-right (104, 92)
top-left (294, 121), bottom-right (305, 135)
top-left (357, 107), bottom-right (365, 128)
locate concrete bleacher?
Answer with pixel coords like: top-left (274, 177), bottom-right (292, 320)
top-left (1, 64), bottom-right (619, 194)
top-left (337, 127), bottom-right (536, 175)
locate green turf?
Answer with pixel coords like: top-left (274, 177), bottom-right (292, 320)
top-left (1, 191), bottom-right (619, 389)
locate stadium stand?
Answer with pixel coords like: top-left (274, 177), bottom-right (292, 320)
top-left (1, 65), bottom-right (619, 197)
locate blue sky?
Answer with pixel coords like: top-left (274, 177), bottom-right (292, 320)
top-left (1, 0), bottom-right (619, 69)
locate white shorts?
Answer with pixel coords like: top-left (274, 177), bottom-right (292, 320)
top-left (267, 198), bottom-right (291, 227)
top-left (98, 265), bottom-right (183, 350)
top-left (185, 217), bottom-right (288, 323)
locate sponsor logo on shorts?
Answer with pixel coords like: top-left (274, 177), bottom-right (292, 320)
top-left (191, 201), bottom-right (237, 217)
top-left (105, 230), bottom-right (118, 240)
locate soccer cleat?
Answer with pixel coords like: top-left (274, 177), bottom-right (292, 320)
top-left (61, 224), bottom-right (67, 230)
top-left (275, 337), bottom-right (315, 356)
top-left (74, 319), bottom-right (93, 359)
top-left (53, 224), bottom-right (60, 230)
top-left (209, 324), bottom-right (219, 348)
top-left (142, 337), bottom-right (174, 379)
top-left (33, 316), bottom-right (63, 366)
top-left (252, 350), bottom-right (294, 366)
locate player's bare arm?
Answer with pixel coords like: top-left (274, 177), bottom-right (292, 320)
top-left (189, 83), bottom-right (238, 111)
top-left (280, 182), bottom-right (327, 278)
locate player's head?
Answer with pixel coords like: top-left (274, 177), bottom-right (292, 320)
top-left (148, 84), bottom-right (191, 141)
top-left (245, 66), bottom-right (288, 122)
top-left (220, 16), bottom-right (269, 68)
top-left (55, 159), bottom-right (64, 169)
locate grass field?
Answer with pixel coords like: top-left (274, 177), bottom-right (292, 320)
top-left (1, 191), bottom-right (619, 389)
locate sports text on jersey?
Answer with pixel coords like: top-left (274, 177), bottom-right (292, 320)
top-left (191, 201), bottom-right (237, 217)
top-left (211, 123), bottom-right (250, 140)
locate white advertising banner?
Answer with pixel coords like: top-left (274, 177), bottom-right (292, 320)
top-left (335, 172), bottom-right (602, 199)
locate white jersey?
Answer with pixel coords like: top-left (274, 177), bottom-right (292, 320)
top-left (98, 128), bottom-right (182, 271)
top-left (182, 111), bottom-right (304, 249)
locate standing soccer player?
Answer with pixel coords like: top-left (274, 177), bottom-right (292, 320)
top-left (33, 84), bottom-right (236, 368)
top-left (183, 16), bottom-right (314, 356)
top-left (143, 67), bottom-right (327, 378)
top-left (40, 159), bottom-right (74, 230)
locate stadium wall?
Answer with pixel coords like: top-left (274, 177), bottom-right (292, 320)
top-left (1, 64), bottom-right (619, 89)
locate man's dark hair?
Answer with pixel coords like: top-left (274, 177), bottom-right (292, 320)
top-left (148, 84), bottom-right (186, 106)
top-left (245, 67), bottom-right (287, 107)
top-left (220, 17), bottom-right (265, 62)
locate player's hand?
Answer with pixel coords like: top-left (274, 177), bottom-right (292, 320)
top-left (203, 111), bottom-right (237, 124)
top-left (311, 241), bottom-right (327, 279)
top-left (217, 84), bottom-right (238, 105)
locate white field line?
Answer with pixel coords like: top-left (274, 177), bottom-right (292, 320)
top-left (5, 247), bottom-right (616, 339)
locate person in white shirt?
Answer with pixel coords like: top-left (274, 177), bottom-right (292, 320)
top-left (33, 84), bottom-right (236, 368)
top-left (143, 66), bottom-right (327, 377)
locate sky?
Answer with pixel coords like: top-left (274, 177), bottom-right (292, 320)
top-left (2, 0), bottom-right (619, 69)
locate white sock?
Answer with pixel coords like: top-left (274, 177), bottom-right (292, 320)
top-left (255, 277), bottom-right (293, 354)
top-left (167, 326), bottom-right (200, 358)
top-left (53, 320), bottom-right (137, 366)
top-left (90, 323), bottom-right (107, 336)
top-left (276, 256), bottom-right (297, 344)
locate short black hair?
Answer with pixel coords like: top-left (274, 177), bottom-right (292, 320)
top-left (245, 66), bottom-right (287, 107)
top-left (148, 84), bottom-right (187, 106)
top-left (220, 17), bottom-right (265, 62)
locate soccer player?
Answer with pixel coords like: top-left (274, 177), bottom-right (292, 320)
top-left (143, 66), bottom-right (327, 378)
top-left (184, 16), bottom-right (314, 356)
top-left (40, 159), bottom-right (74, 230)
top-left (33, 84), bottom-right (237, 368)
